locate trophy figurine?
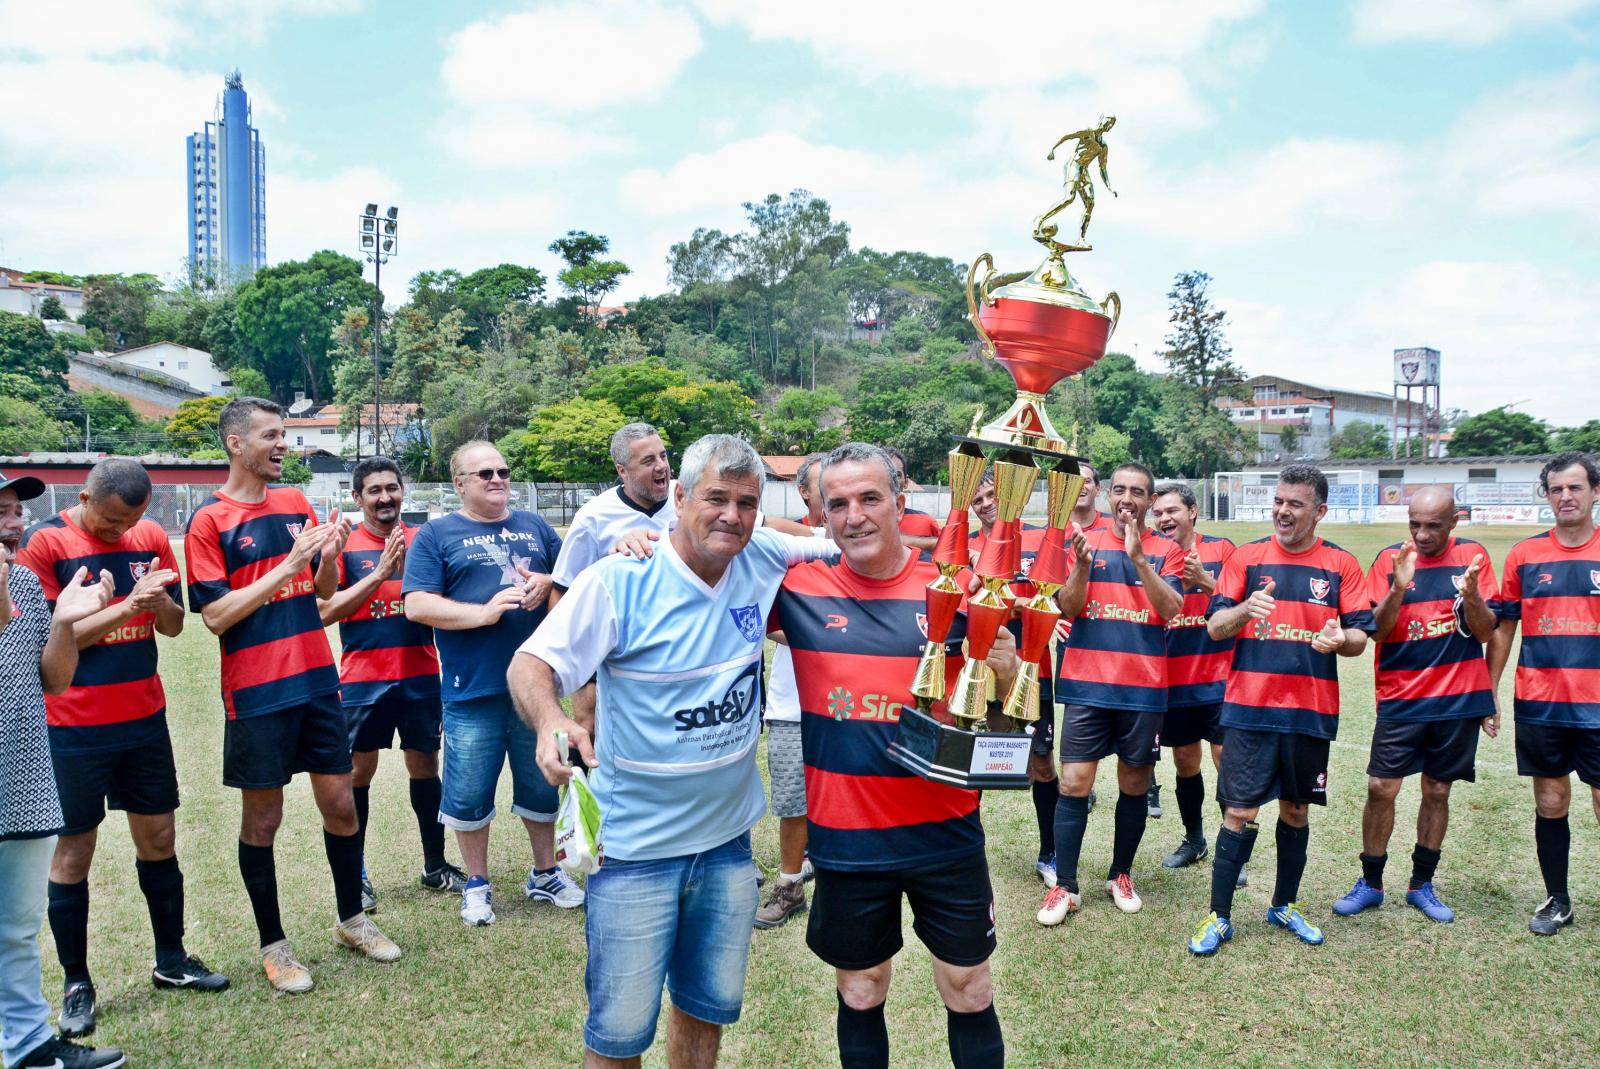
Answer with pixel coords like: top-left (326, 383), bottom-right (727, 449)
top-left (888, 119), bottom-right (1124, 791)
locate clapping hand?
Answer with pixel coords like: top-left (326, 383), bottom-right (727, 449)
top-left (55, 566), bottom-right (115, 626)
top-left (515, 564), bottom-right (553, 611)
top-left (1310, 617), bottom-right (1343, 654)
top-left (125, 556), bottom-right (179, 614)
top-left (1244, 577), bottom-right (1276, 620)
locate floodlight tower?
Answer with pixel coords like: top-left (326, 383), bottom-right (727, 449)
top-left (357, 203), bottom-right (398, 459)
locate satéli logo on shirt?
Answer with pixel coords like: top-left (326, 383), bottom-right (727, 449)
top-left (729, 603), bottom-right (762, 643)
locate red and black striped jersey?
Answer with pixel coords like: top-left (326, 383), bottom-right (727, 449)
top-left (335, 523), bottom-right (440, 707)
top-left (1055, 525), bottom-right (1185, 712)
top-left (1165, 533), bottom-right (1236, 709)
top-left (899, 509), bottom-right (941, 539)
top-left (1210, 536), bottom-right (1374, 739)
top-left (1500, 526), bottom-right (1600, 727)
top-left (17, 512), bottom-right (180, 751)
top-left (1367, 538), bottom-right (1498, 722)
top-left (184, 486), bottom-right (338, 720)
top-left (775, 553), bottom-right (983, 871)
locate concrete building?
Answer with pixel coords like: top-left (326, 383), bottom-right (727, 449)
top-left (102, 342), bottom-right (235, 395)
top-left (187, 70), bottom-right (265, 281)
top-left (284, 400), bottom-right (421, 458)
top-left (0, 269), bottom-right (85, 321)
top-left (1239, 454), bottom-right (1573, 524)
top-left (1219, 374), bottom-right (1427, 463)
top-left (66, 352), bottom-right (207, 419)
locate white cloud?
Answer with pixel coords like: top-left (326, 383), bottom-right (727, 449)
top-left (1352, 0), bottom-right (1599, 45)
top-left (438, 116), bottom-right (633, 170)
top-left (0, 0), bottom-right (363, 59)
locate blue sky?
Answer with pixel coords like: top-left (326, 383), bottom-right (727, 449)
top-left (2, 0), bottom-right (1596, 422)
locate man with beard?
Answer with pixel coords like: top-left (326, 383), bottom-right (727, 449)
top-left (184, 397), bottom-right (400, 993)
top-left (318, 457), bottom-right (462, 911)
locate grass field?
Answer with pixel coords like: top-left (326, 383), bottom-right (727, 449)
top-left (41, 522), bottom-right (1600, 1068)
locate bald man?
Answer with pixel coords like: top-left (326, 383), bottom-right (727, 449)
top-left (1333, 486), bottom-right (1499, 924)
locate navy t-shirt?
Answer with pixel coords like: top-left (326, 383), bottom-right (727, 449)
top-left (401, 510), bottom-right (563, 701)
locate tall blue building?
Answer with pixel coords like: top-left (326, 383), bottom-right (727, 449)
top-left (186, 70), bottom-right (265, 281)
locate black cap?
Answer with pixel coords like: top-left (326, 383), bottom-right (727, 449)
top-left (0, 474), bottom-right (46, 501)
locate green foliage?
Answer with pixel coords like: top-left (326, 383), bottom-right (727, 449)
top-left (550, 232), bottom-right (629, 322)
top-left (757, 387), bottom-right (845, 454)
top-left (1327, 419), bottom-right (1391, 459)
top-left (1161, 270), bottom-right (1245, 403)
top-left (0, 311), bottom-right (70, 399)
top-left (278, 453), bottom-right (313, 485)
top-left (226, 366), bottom-right (271, 397)
top-left (38, 295), bottom-right (66, 320)
top-left (422, 347), bottom-right (541, 472)
top-left (1084, 423), bottom-right (1133, 477)
top-left (233, 250), bottom-right (378, 401)
top-left (1154, 384), bottom-right (1247, 475)
top-left (1448, 407), bottom-right (1551, 456)
top-left (60, 391), bottom-right (166, 454)
top-left (0, 396), bottom-right (70, 453)
top-left (1054, 352), bottom-right (1166, 465)
top-left (79, 274), bottom-right (162, 350)
top-left (1553, 420), bottom-right (1600, 454)
top-left (506, 397), bottom-right (629, 481)
top-left (1277, 422), bottom-right (1301, 454)
top-left (21, 270), bottom-right (84, 286)
top-left (166, 395), bottom-right (230, 452)
top-left (409, 264), bottom-right (546, 346)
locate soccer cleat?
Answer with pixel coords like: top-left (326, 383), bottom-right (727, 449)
top-left (1267, 902), bottom-right (1325, 945)
top-left (335, 913), bottom-right (402, 962)
top-left (1147, 782), bottom-right (1163, 819)
top-left (800, 855), bottom-right (816, 883)
top-left (1529, 896), bottom-right (1573, 936)
top-left (461, 877), bottom-right (495, 927)
top-left (57, 981), bottom-right (96, 1038)
top-left (526, 867), bottom-right (585, 908)
top-left (1406, 882), bottom-right (1455, 923)
top-left (361, 876), bottom-right (377, 913)
top-left (1332, 877), bottom-right (1385, 916)
top-left (1036, 885), bottom-right (1081, 926)
top-left (261, 940), bottom-right (314, 994)
top-left (14, 1036), bottom-right (126, 1069)
top-left (1187, 911), bottom-right (1233, 957)
top-left (752, 878), bottom-right (807, 930)
top-left (420, 861), bottom-right (469, 893)
top-left (1162, 837), bottom-right (1208, 869)
top-left (1036, 853), bottom-right (1058, 888)
top-left (151, 955), bottom-right (230, 992)
top-left (1107, 873), bottom-right (1143, 914)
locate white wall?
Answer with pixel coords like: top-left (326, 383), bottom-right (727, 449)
top-left (110, 343), bottom-right (232, 395)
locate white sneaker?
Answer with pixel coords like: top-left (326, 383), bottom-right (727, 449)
top-left (526, 867), bottom-right (585, 909)
top-left (461, 879), bottom-right (496, 926)
top-left (1107, 873), bottom-right (1143, 913)
top-left (1036, 885), bottom-right (1081, 926)
top-left (335, 913), bottom-right (402, 962)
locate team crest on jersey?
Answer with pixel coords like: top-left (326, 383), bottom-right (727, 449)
top-left (1309, 578), bottom-right (1330, 602)
top-left (915, 613), bottom-right (929, 638)
top-left (129, 560), bottom-right (150, 581)
top-left (1590, 569), bottom-right (1600, 592)
top-left (729, 603), bottom-right (763, 643)
top-left (285, 522), bottom-right (304, 538)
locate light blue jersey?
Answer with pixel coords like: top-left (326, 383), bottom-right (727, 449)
top-left (522, 527), bottom-right (834, 861)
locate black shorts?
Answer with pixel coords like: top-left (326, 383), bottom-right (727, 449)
top-left (346, 688), bottom-right (443, 754)
top-left (50, 729), bottom-right (180, 836)
top-left (1368, 718), bottom-right (1479, 783)
top-left (1217, 727), bottom-right (1330, 809)
top-left (223, 694), bottom-right (353, 790)
top-left (1029, 682), bottom-right (1057, 757)
top-left (807, 850), bottom-right (996, 970)
top-left (1058, 703), bottom-right (1162, 767)
top-left (1514, 721), bottom-right (1600, 786)
top-left (1160, 704), bottom-right (1223, 749)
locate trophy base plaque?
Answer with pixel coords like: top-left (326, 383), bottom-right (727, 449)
top-left (885, 708), bottom-right (1032, 790)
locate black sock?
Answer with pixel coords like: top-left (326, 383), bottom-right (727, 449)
top-left (1210, 823), bottom-right (1258, 919)
top-left (47, 879), bottom-right (91, 987)
top-left (836, 992), bottom-right (889, 1069)
top-left (1218, 798), bottom-right (1227, 822)
top-left (1272, 820), bottom-right (1310, 908)
top-left (947, 1003), bottom-right (1004, 1069)
top-left (1032, 779), bottom-right (1057, 859)
top-left (238, 841), bottom-right (286, 948)
top-left (1052, 794), bottom-right (1090, 894)
top-left (1108, 790), bottom-right (1148, 879)
top-left (1535, 814), bottom-right (1571, 903)
top-left (352, 785), bottom-right (371, 857)
top-left (410, 776), bottom-right (447, 871)
top-left (1175, 773), bottom-right (1205, 842)
top-left (324, 829), bottom-right (366, 923)
top-left (135, 856), bottom-right (187, 969)
top-left (1409, 845), bottom-right (1440, 890)
top-left (1360, 852), bottom-right (1388, 890)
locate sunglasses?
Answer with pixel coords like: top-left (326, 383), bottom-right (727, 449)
top-left (464, 467), bottom-right (511, 481)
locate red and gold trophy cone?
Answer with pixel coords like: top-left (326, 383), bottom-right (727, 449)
top-left (1000, 466), bottom-right (1084, 726)
top-left (909, 444), bottom-right (985, 707)
top-left (949, 456), bottom-right (1037, 724)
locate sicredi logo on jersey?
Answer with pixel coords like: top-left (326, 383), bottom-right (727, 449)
top-left (672, 662), bottom-right (760, 731)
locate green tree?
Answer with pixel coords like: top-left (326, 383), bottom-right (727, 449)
top-left (233, 250), bottom-right (378, 401)
top-left (891, 399), bottom-right (965, 484)
top-left (1156, 383), bottom-right (1246, 475)
top-left (279, 453), bottom-right (313, 485)
top-left (1054, 352), bottom-right (1167, 464)
top-left (667, 228), bottom-right (736, 330)
top-left (422, 348), bottom-right (540, 471)
top-left (1327, 419), bottom-right (1391, 459)
top-left (0, 396), bottom-right (70, 453)
top-left (0, 311), bottom-right (70, 401)
top-left (1277, 423), bottom-right (1300, 455)
top-left (550, 231), bottom-right (630, 323)
top-left (1085, 423), bottom-right (1133, 478)
top-left (584, 358), bottom-right (688, 419)
top-left (1554, 420), bottom-right (1600, 454)
top-left (648, 380), bottom-right (757, 448)
top-left (733, 191), bottom-right (851, 382)
top-left (38, 295), bottom-right (66, 320)
top-left (1448, 407), bottom-right (1551, 456)
top-left (506, 397), bottom-right (629, 481)
top-left (79, 274), bottom-right (162, 350)
top-left (60, 391), bottom-right (166, 454)
top-left (166, 395), bottom-right (231, 452)
top-left (1161, 270), bottom-right (1245, 404)
top-left (226, 366), bottom-right (271, 397)
top-left (757, 387), bottom-right (845, 454)
top-left (409, 264), bottom-right (546, 347)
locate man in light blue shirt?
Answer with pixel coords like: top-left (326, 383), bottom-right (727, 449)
top-left (511, 434), bottom-right (834, 1069)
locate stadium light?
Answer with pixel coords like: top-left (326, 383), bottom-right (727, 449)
top-left (355, 202), bottom-right (399, 461)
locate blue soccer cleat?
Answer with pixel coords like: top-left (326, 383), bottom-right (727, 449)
top-left (1187, 911), bottom-right (1233, 956)
top-left (1406, 882), bottom-right (1455, 923)
top-left (1332, 877), bottom-right (1384, 916)
top-left (1268, 902), bottom-right (1325, 945)
top-left (1035, 853), bottom-right (1058, 888)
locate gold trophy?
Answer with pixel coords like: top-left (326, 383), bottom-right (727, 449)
top-left (888, 119), bottom-right (1122, 791)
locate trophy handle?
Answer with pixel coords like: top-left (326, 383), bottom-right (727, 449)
top-left (966, 252), bottom-right (997, 355)
top-left (1099, 290), bottom-right (1122, 339)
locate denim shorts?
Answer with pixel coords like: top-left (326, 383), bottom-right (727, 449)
top-left (439, 694), bottom-right (556, 830)
top-left (583, 832), bottom-right (759, 1060)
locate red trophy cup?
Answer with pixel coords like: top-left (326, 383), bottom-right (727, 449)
top-left (1000, 466), bottom-right (1083, 726)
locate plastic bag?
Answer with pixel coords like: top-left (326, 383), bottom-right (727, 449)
top-left (553, 732), bottom-right (603, 876)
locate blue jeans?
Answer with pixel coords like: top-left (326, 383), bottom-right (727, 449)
top-left (0, 836), bottom-right (55, 1069)
top-left (583, 832), bottom-right (759, 1060)
top-left (439, 694), bottom-right (557, 831)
